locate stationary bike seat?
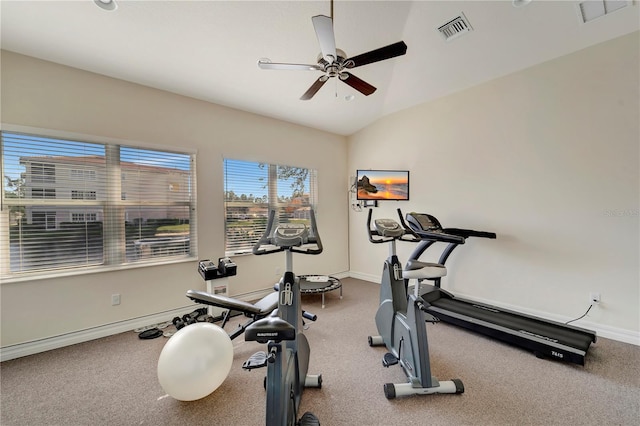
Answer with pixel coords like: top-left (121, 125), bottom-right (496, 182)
top-left (403, 260), bottom-right (447, 280)
top-left (245, 316), bottom-right (296, 344)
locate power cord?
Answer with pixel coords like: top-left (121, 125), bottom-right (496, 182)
top-left (565, 304), bottom-right (594, 325)
top-left (349, 180), bottom-right (362, 212)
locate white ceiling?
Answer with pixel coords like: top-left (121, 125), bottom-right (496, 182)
top-left (1, 0), bottom-right (639, 136)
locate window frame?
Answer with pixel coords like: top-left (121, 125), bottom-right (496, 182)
top-left (0, 125), bottom-right (198, 282)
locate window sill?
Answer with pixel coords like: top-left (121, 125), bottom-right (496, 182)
top-left (0, 256), bottom-right (198, 284)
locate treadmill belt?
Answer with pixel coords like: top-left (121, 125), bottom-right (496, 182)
top-left (430, 298), bottom-right (594, 351)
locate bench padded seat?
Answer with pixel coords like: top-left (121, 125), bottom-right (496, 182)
top-left (186, 290), bottom-right (279, 315)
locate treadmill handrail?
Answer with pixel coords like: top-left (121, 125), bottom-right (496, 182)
top-left (442, 227), bottom-right (496, 240)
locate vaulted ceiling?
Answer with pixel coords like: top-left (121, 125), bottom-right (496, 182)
top-left (2, 0), bottom-right (638, 135)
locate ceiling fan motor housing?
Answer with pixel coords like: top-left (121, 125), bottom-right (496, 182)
top-left (318, 49), bottom-right (349, 78)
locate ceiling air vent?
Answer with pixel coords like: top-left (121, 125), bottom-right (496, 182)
top-left (578, 0), bottom-right (632, 23)
top-left (437, 13), bottom-right (473, 41)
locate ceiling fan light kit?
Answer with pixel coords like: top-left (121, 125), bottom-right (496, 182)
top-left (258, 12), bottom-right (407, 101)
top-left (94, 0), bottom-right (117, 12)
top-left (512, 0), bottom-right (533, 8)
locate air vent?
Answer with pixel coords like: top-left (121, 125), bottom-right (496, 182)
top-left (578, 0), bottom-right (631, 23)
top-left (437, 13), bottom-right (473, 41)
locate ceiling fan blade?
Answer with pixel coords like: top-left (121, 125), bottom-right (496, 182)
top-left (258, 60), bottom-right (322, 71)
top-left (345, 41), bottom-right (408, 68)
top-left (312, 15), bottom-right (337, 63)
top-left (300, 76), bottom-right (329, 100)
top-left (340, 72), bottom-right (377, 96)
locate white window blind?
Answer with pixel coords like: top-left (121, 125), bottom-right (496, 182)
top-left (223, 159), bottom-right (317, 255)
top-left (1, 131), bottom-right (196, 279)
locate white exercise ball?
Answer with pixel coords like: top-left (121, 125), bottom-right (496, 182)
top-left (157, 322), bottom-right (233, 401)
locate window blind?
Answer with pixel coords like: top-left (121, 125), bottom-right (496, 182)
top-left (223, 158), bottom-right (317, 255)
top-left (1, 131), bottom-right (196, 279)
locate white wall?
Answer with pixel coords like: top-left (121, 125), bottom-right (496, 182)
top-left (348, 32), bottom-right (639, 343)
top-left (0, 51), bottom-right (349, 348)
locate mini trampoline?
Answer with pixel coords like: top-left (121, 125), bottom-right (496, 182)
top-left (298, 275), bottom-right (342, 308)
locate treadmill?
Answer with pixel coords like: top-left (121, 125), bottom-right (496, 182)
top-left (399, 210), bottom-right (597, 366)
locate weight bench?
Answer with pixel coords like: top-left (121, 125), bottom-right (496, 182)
top-left (186, 289), bottom-right (279, 340)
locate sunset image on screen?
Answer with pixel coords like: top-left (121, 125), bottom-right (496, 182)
top-left (357, 170), bottom-right (409, 201)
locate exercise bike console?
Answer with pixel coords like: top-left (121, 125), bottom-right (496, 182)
top-left (273, 224), bottom-right (308, 247)
top-left (374, 218), bottom-right (404, 238)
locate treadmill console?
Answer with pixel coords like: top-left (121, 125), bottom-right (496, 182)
top-left (374, 219), bottom-right (405, 238)
top-left (406, 212), bottom-right (443, 233)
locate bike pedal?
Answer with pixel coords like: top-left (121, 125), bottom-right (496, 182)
top-left (298, 412), bottom-right (320, 426)
top-left (382, 352), bottom-right (398, 367)
top-left (242, 351), bottom-right (268, 370)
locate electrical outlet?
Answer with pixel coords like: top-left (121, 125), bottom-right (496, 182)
top-left (111, 293), bottom-right (121, 306)
top-left (275, 267), bottom-right (281, 276)
top-left (589, 292), bottom-right (600, 304)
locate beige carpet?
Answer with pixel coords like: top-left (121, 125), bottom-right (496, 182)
top-left (1, 278), bottom-right (639, 425)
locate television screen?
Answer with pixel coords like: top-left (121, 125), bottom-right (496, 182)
top-left (356, 170), bottom-right (409, 201)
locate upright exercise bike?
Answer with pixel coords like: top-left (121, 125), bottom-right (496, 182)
top-left (366, 209), bottom-right (464, 399)
top-left (243, 209), bottom-right (323, 426)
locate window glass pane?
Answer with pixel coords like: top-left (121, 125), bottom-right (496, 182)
top-left (125, 206), bottom-right (191, 262)
top-left (223, 159), bottom-right (317, 254)
top-left (224, 159), bottom-right (269, 254)
top-left (2, 133), bottom-right (107, 202)
top-left (7, 205), bottom-right (103, 273)
top-left (120, 147), bottom-right (192, 202)
top-left (120, 147), bottom-right (192, 264)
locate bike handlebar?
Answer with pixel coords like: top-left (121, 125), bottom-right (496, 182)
top-left (253, 209), bottom-right (323, 255)
top-left (366, 208), bottom-right (422, 244)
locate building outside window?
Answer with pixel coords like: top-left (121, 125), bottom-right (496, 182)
top-left (1, 131), bottom-right (196, 278)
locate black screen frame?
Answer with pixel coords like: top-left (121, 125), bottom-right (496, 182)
top-left (356, 169), bottom-right (410, 201)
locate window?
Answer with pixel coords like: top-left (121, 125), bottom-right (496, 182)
top-left (71, 190), bottom-right (97, 200)
top-left (1, 131), bottom-right (196, 279)
top-left (31, 188), bottom-right (56, 199)
top-left (70, 169), bottom-right (96, 180)
top-left (223, 158), bottom-right (317, 255)
top-left (71, 213), bottom-right (97, 222)
top-left (32, 212), bottom-right (57, 230)
top-left (31, 162), bottom-right (55, 183)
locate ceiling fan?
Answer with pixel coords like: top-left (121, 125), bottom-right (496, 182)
top-left (257, 9), bottom-right (407, 101)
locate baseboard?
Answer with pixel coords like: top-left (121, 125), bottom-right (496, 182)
top-left (0, 276), bottom-right (351, 362)
top-left (347, 271), bottom-right (378, 283)
top-left (0, 290), bottom-right (272, 362)
top-left (0, 306), bottom-right (188, 362)
top-left (9, 270), bottom-right (631, 362)
top-left (590, 323), bottom-right (640, 346)
top-left (347, 270), bottom-right (640, 347)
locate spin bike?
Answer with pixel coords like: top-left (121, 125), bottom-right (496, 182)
top-left (243, 209), bottom-right (323, 426)
top-left (366, 209), bottom-right (464, 399)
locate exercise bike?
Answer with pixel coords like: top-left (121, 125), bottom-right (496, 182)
top-left (243, 209), bottom-right (323, 426)
top-left (366, 209), bottom-right (464, 399)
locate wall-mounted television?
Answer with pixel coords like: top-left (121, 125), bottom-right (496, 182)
top-left (356, 170), bottom-right (409, 201)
